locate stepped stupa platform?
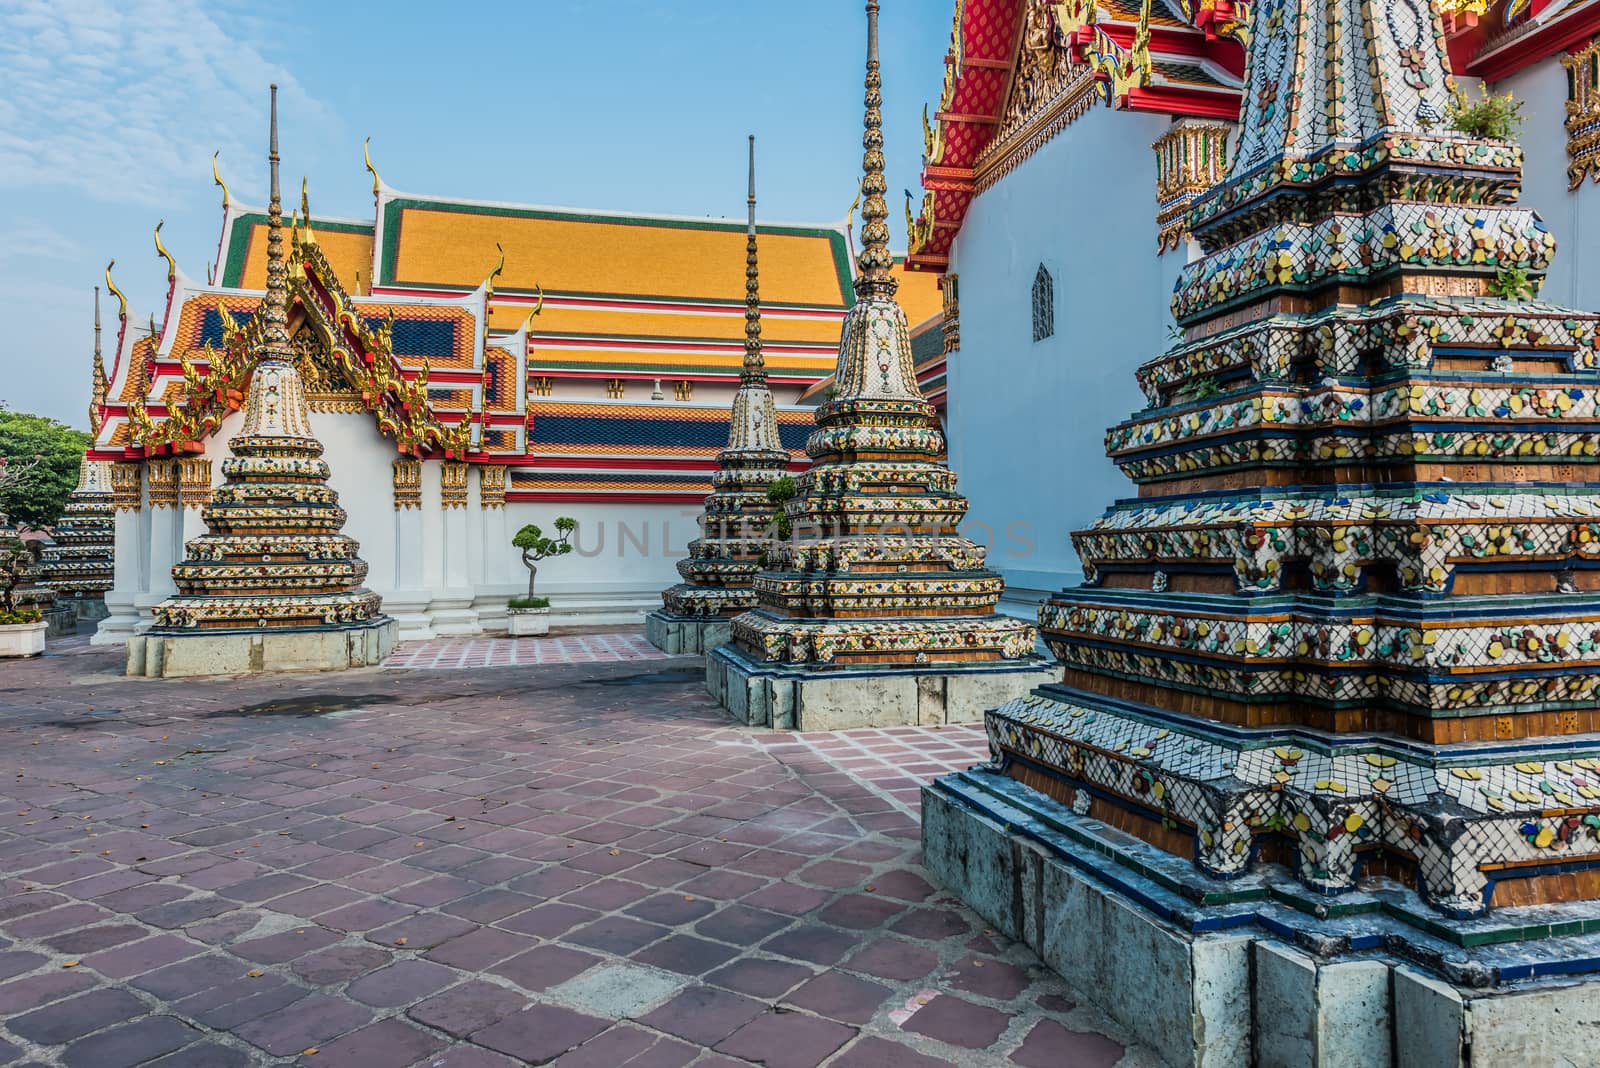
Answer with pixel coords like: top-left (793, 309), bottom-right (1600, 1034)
top-left (36, 289), bottom-right (116, 625)
top-left (647, 138), bottom-right (794, 655)
top-left (127, 87), bottom-right (395, 679)
top-left (705, 1), bottom-right (1052, 729)
top-left (923, 0), bottom-right (1600, 1061)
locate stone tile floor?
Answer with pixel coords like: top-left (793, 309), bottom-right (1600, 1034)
top-left (383, 634), bottom-right (668, 670)
top-left (0, 635), bottom-right (1158, 1067)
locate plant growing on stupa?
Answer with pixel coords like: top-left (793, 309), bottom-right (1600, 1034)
top-left (766, 476), bottom-right (797, 541)
top-left (1489, 266), bottom-right (1539, 300)
top-left (1447, 86), bottom-right (1524, 140)
top-left (513, 517), bottom-right (576, 598)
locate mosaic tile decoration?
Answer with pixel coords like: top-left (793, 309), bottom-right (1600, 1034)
top-left (984, 0), bottom-right (1600, 919)
top-left (33, 455), bottom-right (114, 598)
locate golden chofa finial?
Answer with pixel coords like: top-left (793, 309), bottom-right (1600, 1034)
top-left (104, 260), bottom-right (128, 321)
top-left (300, 176), bottom-right (315, 243)
top-left (154, 220), bottom-right (176, 283)
top-left (485, 242), bottom-right (505, 301)
top-left (522, 285), bottom-right (545, 331)
top-left (91, 286), bottom-right (107, 434)
top-left (212, 151), bottom-right (231, 211)
top-left (363, 136), bottom-right (381, 199)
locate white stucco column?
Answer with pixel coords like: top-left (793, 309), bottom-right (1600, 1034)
top-left (386, 458), bottom-right (433, 641)
top-left (93, 464), bottom-right (146, 645)
top-left (137, 460), bottom-right (183, 631)
top-left (473, 465), bottom-right (512, 633)
top-left (430, 461), bottom-right (478, 635)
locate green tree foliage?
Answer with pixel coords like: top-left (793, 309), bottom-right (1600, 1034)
top-left (0, 408), bottom-right (90, 528)
top-left (512, 517), bottom-right (577, 598)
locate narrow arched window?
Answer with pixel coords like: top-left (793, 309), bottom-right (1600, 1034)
top-left (1032, 265), bottom-right (1054, 342)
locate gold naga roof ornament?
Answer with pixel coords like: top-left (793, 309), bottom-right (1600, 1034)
top-left (104, 260), bottom-right (128, 322)
top-left (363, 136), bottom-right (382, 199)
top-left (211, 151), bottom-right (230, 211)
top-left (299, 177), bottom-right (316, 245)
top-left (523, 285), bottom-right (545, 330)
top-left (153, 220), bottom-right (176, 283)
top-left (484, 242), bottom-right (505, 302)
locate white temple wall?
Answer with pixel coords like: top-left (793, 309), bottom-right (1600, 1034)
top-left (1494, 58), bottom-right (1598, 311)
top-left (944, 106), bottom-right (1180, 603)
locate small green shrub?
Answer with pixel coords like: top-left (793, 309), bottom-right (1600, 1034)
top-left (1447, 87), bottom-right (1524, 140)
top-left (0, 608), bottom-right (42, 625)
top-left (507, 596), bottom-right (550, 610)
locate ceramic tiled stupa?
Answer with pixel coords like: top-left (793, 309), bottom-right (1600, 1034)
top-left (924, 0), bottom-right (1600, 1062)
top-left (706, 1), bottom-right (1052, 729)
top-left (647, 138), bottom-right (794, 655)
top-left (127, 87), bottom-right (396, 679)
top-left (36, 289), bottom-right (115, 623)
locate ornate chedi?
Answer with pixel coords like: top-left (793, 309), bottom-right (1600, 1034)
top-left (36, 289), bottom-right (116, 621)
top-left (646, 138), bottom-right (793, 655)
top-left (707, 1), bottom-right (1052, 730)
top-left (924, 0), bottom-right (1600, 1062)
top-left (128, 86), bottom-right (395, 679)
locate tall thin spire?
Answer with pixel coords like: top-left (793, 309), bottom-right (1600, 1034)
top-left (743, 135), bottom-right (765, 385)
top-left (854, 0), bottom-right (896, 298)
top-left (90, 286), bottom-right (107, 435)
top-left (260, 84), bottom-right (291, 363)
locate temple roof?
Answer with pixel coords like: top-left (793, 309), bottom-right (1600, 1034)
top-left (213, 186), bottom-right (874, 384)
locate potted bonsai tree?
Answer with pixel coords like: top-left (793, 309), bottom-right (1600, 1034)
top-left (509, 517), bottom-right (576, 636)
top-left (0, 453), bottom-right (48, 658)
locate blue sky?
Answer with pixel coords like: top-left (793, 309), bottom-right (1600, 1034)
top-left (0, 0), bottom-right (950, 429)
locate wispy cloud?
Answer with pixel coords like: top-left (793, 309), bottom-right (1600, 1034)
top-left (0, 0), bottom-right (333, 208)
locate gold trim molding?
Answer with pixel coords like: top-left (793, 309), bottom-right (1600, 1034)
top-left (178, 458), bottom-right (212, 509)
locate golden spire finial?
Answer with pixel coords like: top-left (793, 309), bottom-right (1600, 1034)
top-left (260, 84), bottom-right (292, 363)
top-left (104, 260), bottom-right (128, 321)
top-left (743, 134), bottom-right (766, 384)
top-left (363, 136), bottom-right (382, 200)
top-left (854, 0), bottom-right (896, 297)
top-left (154, 219), bottom-right (176, 283)
top-left (90, 286), bottom-right (107, 434)
top-left (212, 151), bottom-right (231, 211)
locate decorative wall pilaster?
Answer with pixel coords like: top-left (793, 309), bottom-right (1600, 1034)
top-left (1152, 120), bottom-right (1233, 253)
top-left (178, 458), bottom-right (212, 510)
top-left (146, 460), bottom-right (180, 509)
top-left (110, 464), bottom-right (142, 512)
top-left (440, 462), bottom-right (469, 509)
top-left (939, 274), bottom-right (960, 355)
top-left (1566, 39), bottom-right (1600, 189)
top-left (393, 459), bottom-right (422, 509)
top-left (479, 465), bottom-right (507, 509)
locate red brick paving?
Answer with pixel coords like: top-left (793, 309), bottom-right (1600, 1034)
top-left (0, 637), bottom-right (1157, 1066)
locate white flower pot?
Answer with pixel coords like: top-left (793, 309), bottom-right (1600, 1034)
top-left (507, 607), bottom-right (551, 637)
top-left (0, 621), bottom-right (47, 658)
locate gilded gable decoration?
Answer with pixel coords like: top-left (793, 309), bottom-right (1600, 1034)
top-left (110, 464), bottom-right (142, 512)
top-left (146, 460), bottom-right (180, 509)
top-left (479, 464), bottom-right (507, 509)
top-left (1152, 120), bottom-right (1234, 252)
top-left (440, 461), bottom-right (469, 508)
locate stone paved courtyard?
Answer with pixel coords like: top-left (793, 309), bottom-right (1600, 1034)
top-left (0, 634), bottom-right (1157, 1067)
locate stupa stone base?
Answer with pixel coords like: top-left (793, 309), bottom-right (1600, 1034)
top-left (645, 610), bottom-right (733, 655)
top-left (126, 618), bottom-right (397, 679)
top-left (924, 769), bottom-right (1600, 1068)
top-left (42, 605), bottom-right (77, 639)
top-left (64, 595), bottom-right (109, 625)
top-left (706, 642), bottom-right (1054, 730)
